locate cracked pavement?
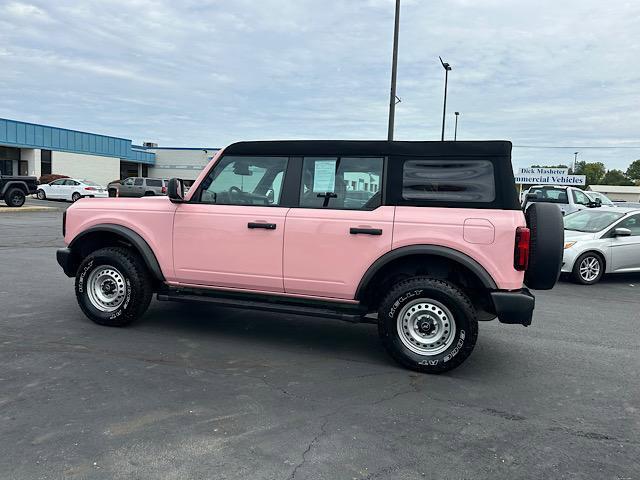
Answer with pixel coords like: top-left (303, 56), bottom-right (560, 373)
top-left (1, 210), bottom-right (639, 479)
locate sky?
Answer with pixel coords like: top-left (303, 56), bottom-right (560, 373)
top-left (1, 0), bottom-right (639, 171)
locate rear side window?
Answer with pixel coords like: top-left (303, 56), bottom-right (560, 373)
top-left (530, 187), bottom-right (568, 204)
top-left (134, 178), bottom-right (143, 186)
top-left (146, 179), bottom-right (162, 187)
top-left (402, 159), bottom-right (495, 203)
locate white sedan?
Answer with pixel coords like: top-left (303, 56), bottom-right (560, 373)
top-left (36, 178), bottom-right (108, 202)
top-left (562, 207), bottom-right (640, 284)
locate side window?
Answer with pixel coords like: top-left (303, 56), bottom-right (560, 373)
top-left (63, 179), bottom-right (78, 186)
top-left (617, 215), bottom-right (640, 236)
top-left (134, 178), bottom-right (143, 186)
top-left (50, 179), bottom-right (66, 185)
top-left (199, 156), bottom-right (288, 206)
top-left (402, 159), bottom-right (495, 203)
top-left (299, 157), bottom-right (383, 210)
top-left (146, 179), bottom-right (162, 187)
top-left (573, 190), bottom-right (590, 205)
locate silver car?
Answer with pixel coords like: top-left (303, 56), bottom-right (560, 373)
top-left (562, 207), bottom-right (640, 284)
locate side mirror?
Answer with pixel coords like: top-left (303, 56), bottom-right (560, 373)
top-left (614, 227), bottom-right (632, 237)
top-left (167, 178), bottom-right (185, 203)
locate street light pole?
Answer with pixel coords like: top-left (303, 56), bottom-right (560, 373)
top-left (573, 151), bottom-right (579, 172)
top-left (454, 111), bottom-right (460, 141)
top-left (387, 0), bottom-right (401, 141)
top-left (439, 56), bottom-right (452, 141)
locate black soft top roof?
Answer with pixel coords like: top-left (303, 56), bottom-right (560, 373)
top-left (224, 140), bottom-right (512, 158)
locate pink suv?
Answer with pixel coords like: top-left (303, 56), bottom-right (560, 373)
top-left (57, 141), bottom-right (564, 373)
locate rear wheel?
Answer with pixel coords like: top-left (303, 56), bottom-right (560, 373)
top-left (75, 247), bottom-right (153, 326)
top-left (71, 192), bottom-right (81, 202)
top-left (378, 277), bottom-right (478, 373)
top-left (36, 189), bottom-right (46, 200)
top-left (571, 253), bottom-right (604, 285)
top-left (144, 191), bottom-right (155, 196)
top-left (4, 187), bottom-right (26, 207)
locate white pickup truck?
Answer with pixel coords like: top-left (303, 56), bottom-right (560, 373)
top-left (522, 185), bottom-right (604, 216)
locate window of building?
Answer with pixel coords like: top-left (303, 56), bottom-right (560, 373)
top-left (41, 150), bottom-right (52, 175)
top-left (299, 157), bottom-right (383, 210)
top-left (402, 159), bottom-right (495, 203)
top-left (0, 146), bottom-right (20, 175)
top-left (142, 165), bottom-right (149, 177)
top-left (199, 156), bottom-right (288, 206)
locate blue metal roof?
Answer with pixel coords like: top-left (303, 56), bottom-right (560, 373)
top-left (0, 118), bottom-right (155, 165)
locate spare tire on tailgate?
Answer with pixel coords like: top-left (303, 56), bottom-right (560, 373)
top-left (524, 203), bottom-right (564, 290)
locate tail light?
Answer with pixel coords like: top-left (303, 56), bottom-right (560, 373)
top-left (161, 186), bottom-right (167, 194)
top-left (514, 226), bottom-right (530, 271)
top-left (84, 186), bottom-right (96, 191)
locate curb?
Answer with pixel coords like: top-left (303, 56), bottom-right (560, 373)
top-left (0, 206), bottom-right (58, 213)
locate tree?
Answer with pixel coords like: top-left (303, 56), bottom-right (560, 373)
top-left (573, 161), bottom-right (606, 186)
top-left (600, 169), bottom-right (634, 186)
top-left (626, 159), bottom-right (640, 181)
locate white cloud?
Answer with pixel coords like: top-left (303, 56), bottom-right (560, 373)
top-left (0, 0), bottom-right (639, 169)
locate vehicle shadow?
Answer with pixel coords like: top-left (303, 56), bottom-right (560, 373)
top-left (135, 301), bottom-right (518, 378)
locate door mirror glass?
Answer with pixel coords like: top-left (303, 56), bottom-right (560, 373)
top-left (614, 227), bottom-right (632, 237)
top-left (167, 178), bottom-right (184, 202)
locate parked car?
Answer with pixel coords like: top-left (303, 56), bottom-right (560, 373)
top-left (562, 207), bottom-right (640, 284)
top-left (585, 191), bottom-right (615, 207)
top-left (36, 178), bottom-right (107, 202)
top-left (523, 185), bottom-right (600, 215)
top-left (56, 140), bottom-right (564, 373)
top-left (613, 201), bottom-right (640, 208)
top-left (108, 177), bottom-right (168, 197)
top-left (0, 174), bottom-right (38, 207)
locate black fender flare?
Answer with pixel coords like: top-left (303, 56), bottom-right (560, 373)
top-left (1, 181), bottom-right (29, 196)
top-left (69, 224), bottom-right (165, 282)
top-left (355, 245), bottom-right (498, 300)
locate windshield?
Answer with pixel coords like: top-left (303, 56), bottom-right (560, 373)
top-left (585, 191), bottom-right (614, 206)
top-left (529, 187), bottom-right (568, 204)
top-left (564, 210), bottom-right (625, 232)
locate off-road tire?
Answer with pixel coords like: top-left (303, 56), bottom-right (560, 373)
top-left (36, 189), bottom-right (46, 200)
top-left (378, 277), bottom-right (478, 373)
top-left (571, 252), bottom-right (605, 285)
top-left (4, 187), bottom-right (26, 207)
top-left (524, 202), bottom-right (564, 290)
top-left (75, 247), bottom-right (153, 327)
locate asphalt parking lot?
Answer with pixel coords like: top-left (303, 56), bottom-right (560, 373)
top-left (1, 207), bottom-right (639, 480)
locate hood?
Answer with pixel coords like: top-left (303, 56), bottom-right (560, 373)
top-left (563, 230), bottom-right (598, 242)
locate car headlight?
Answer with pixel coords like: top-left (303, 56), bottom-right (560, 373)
top-left (564, 241), bottom-right (577, 249)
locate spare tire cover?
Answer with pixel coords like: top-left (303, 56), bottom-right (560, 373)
top-left (524, 203), bottom-right (564, 290)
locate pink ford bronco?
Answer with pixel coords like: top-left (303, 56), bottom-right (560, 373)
top-left (57, 141), bottom-right (564, 373)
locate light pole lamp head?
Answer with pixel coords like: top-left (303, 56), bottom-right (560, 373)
top-left (439, 56), bottom-right (452, 71)
top-left (455, 111), bottom-right (459, 116)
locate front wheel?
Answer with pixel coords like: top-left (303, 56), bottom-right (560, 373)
top-left (4, 188), bottom-right (26, 207)
top-left (75, 247), bottom-right (153, 326)
top-left (378, 277), bottom-right (478, 373)
top-left (36, 189), bottom-right (46, 200)
top-left (571, 253), bottom-right (604, 285)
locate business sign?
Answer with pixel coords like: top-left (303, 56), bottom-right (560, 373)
top-left (518, 167), bottom-right (569, 175)
top-left (515, 167), bottom-right (585, 185)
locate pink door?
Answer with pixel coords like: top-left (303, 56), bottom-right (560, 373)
top-left (173, 155), bottom-right (290, 292)
top-left (283, 156), bottom-right (393, 299)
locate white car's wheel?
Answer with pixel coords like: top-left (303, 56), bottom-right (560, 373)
top-left (572, 253), bottom-right (604, 285)
top-left (71, 192), bottom-right (82, 202)
top-left (36, 189), bottom-right (46, 200)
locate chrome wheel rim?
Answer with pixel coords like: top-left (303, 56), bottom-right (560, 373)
top-left (579, 256), bottom-right (600, 282)
top-left (397, 298), bottom-right (456, 356)
top-left (86, 266), bottom-right (126, 312)
top-left (37, 191), bottom-right (45, 199)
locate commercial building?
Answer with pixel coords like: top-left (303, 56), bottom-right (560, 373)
top-left (589, 185), bottom-right (640, 202)
top-left (0, 118), bottom-right (219, 186)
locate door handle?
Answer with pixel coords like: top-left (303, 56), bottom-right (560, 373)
top-left (248, 222), bottom-right (276, 230)
top-left (350, 227), bottom-right (382, 235)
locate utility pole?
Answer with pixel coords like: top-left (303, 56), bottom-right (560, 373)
top-left (439, 56), bottom-right (452, 141)
top-left (454, 112), bottom-right (460, 141)
top-left (387, 0), bottom-right (400, 141)
top-left (573, 151), bottom-right (579, 172)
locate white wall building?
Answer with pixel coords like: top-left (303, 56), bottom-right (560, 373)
top-left (589, 185), bottom-right (640, 202)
